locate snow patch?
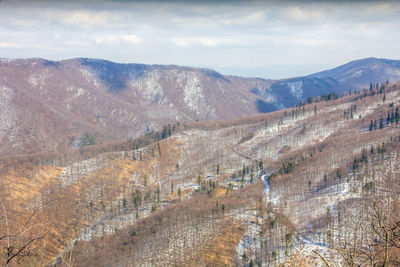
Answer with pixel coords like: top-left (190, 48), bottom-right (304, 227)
top-left (287, 81), bottom-right (303, 100)
top-left (79, 67), bottom-right (102, 88)
top-left (182, 72), bottom-right (205, 112)
top-left (58, 154), bottom-right (114, 186)
top-left (129, 70), bottom-right (166, 104)
top-left (0, 87), bottom-right (17, 144)
top-left (351, 70), bottom-right (363, 78)
top-left (29, 70), bottom-right (51, 96)
top-left (178, 71), bottom-right (215, 117)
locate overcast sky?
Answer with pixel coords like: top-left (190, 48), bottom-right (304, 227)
top-left (0, 0), bottom-right (399, 79)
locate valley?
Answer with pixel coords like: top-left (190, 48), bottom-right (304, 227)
top-left (2, 0), bottom-right (400, 266)
top-left (1, 75), bottom-right (399, 266)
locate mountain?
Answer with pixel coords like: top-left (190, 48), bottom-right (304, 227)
top-left (1, 57), bottom-right (400, 156)
top-left (0, 58), bottom-right (272, 156)
top-left (1, 81), bottom-right (399, 266)
top-left (309, 57), bottom-right (400, 83)
top-left (253, 57), bottom-right (400, 108)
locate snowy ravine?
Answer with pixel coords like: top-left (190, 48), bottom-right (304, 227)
top-left (261, 173), bottom-right (331, 264)
top-left (262, 174), bottom-right (278, 205)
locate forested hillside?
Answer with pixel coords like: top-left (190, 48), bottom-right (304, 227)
top-left (1, 81), bottom-right (399, 266)
top-left (1, 57), bottom-right (399, 157)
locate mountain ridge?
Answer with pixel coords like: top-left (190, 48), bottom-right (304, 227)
top-left (1, 56), bottom-right (400, 156)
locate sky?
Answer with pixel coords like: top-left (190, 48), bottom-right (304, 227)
top-left (0, 0), bottom-right (399, 79)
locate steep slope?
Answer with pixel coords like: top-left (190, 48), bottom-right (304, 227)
top-left (1, 81), bottom-right (399, 266)
top-left (0, 58), bottom-right (273, 156)
top-left (2, 57), bottom-right (400, 157)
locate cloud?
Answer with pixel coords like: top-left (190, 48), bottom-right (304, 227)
top-left (172, 38), bottom-right (190, 48)
top-left (171, 37), bottom-right (219, 48)
top-left (121, 34), bottom-right (143, 45)
top-left (285, 6), bottom-right (325, 21)
top-left (62, 10), bottom-right (111, 26)
top-left (199, 37), bottom-right (219, 47)
top-left (293, 38), bottom-right (329, 47)
top-left (245, 11), bottom-right (265, 22)
top-left (364, 2), bottom-right (392, 14)
top-left (93, 34), bottom-right (142, 45)
top-left (0, 0), bottom-right (400, 78)
top-left (0, 41), bottom-right (60, 50)
top-left (64, 40), bottom-right (91, 47)
top-left (170, 36), bottom-right (247, 48)
top-left (0, 41), bottom-right (25, 49)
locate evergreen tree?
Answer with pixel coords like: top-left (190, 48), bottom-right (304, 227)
top-left (369, 120), bottom-right (374, 131)
top-left (167, 125), bottom-right (172, 137)
top-left (336, 168), bottom-right (341, 179)
top-left (361, 148), bottom-right (368, 162)
top-left (161, 125), bottom-right (168, 139)
top-left (258, 160), bottom-right (263, 170)
top-left (353, 158), bottom-right (359, 170)
top-left (80, 132), bottom-right (96, 147)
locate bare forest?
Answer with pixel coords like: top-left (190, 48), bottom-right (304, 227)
top-left (1, 81), bottom-right (400, 266)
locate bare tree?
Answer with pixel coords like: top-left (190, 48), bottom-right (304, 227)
top-left (0, 198), bottom-right (49, 266)
top-left (316, 199), bottom-right (400, 267)
top-left (58, 219), bottom-right (84, 267)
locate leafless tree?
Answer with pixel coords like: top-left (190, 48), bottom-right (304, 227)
top-left (0, 198), bottom-right (49, 266)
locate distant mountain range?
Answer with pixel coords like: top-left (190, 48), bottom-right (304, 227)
top-left (252, 57), bottom-right (400, 108)
top-left (0, 57), bottom-right (399, 155)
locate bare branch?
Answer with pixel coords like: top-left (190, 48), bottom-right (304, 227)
top-left (313, 250), bottom-right (330, 267)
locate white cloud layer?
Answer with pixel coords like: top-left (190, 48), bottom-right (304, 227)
top-left (93, 34), bottom-right (142, 45)
top-left (0, 0), bottom-right (399, 78)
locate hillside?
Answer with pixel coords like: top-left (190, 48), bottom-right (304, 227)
top-left (1, 81), bottom-right (399, 266)
top-left (253, 57), bottom-right (400, 109)
top-left (1, 57), bottom-right (400, 156)
top-left (0, 57), bottom-right (272, 156)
